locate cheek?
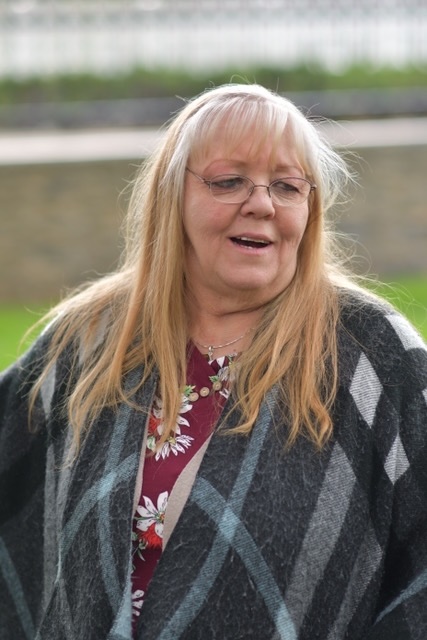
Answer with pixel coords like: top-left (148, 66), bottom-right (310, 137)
top-left (281, 206), bottom-right (309, 243)
top-left (184, 205), bottom-right (228, 244)
top-left (183, 203), bottom-right (204, 250)
top-left (182, 191), bottom-right (196, 233)
top-left (298, 203), bottom-right (310, 234)
top-left (184, 191), bottom-right (213, 229)
top-left (183, 205), bottom-right (215, 255)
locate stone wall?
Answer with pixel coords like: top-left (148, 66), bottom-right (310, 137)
top-left (338, 145), bottom-right (427, 276)
top-left (0, 146), bottom-right (426, 303)
top-left (0, 160), bottom-right (132, 303)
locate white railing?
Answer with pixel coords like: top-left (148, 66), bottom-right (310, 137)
top-left (0, 0), bottom-right (426, 77)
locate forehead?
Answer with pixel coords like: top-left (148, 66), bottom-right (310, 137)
top-left (188, 105), bottom-right (306, 173)
top-left (198, 128), bottom-right (303, 176)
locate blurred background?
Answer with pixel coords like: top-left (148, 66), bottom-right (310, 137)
top-left (1, 0), bottom-right (426, 367)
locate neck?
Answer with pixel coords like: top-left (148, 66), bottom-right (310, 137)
top-left (188, 300), bottom-right (264, 359)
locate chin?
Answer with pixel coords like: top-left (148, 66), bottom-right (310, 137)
top-left (233, 275), bottom-right (291, 293)
top-left (226, 281), bottom-right (286, 302)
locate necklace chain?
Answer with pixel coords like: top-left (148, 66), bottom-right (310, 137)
top-left (193, 327), bottom-right (253, 360)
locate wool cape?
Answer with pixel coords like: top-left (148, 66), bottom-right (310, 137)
top-left (1, 294), bottom-right (427, 640)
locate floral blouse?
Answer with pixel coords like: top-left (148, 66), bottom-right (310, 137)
top-left (130, 345), bottom-right (237, 630)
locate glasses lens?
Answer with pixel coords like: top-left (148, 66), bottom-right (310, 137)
top-left (209, 175), bottom-right (252, 203)
top-left (270, 178), bottom-right (311, 205)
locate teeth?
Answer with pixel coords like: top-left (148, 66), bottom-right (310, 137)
top-left (237, 236), bottom-right (269, 244)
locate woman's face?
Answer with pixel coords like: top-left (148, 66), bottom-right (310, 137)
top-left (182, 125), bottom-right (310, 311)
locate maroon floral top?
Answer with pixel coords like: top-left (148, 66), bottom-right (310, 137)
top-left (130, 345), bottom-right (237, 629)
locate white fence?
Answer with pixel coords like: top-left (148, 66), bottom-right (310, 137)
top-left (1, 0), bottom-right (427, 77)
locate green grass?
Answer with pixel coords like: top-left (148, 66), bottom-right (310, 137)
top-left (370, 276), bottom-right (427, 337)
top-left (1, 275), bottom-right (426, 371)
top-left (1, 62), bottom-right (426, 105)
top-left (0, 306), bottom-right (47, 371)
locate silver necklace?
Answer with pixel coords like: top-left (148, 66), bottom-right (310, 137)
top-left (193, 327), bottom-right (253, 360)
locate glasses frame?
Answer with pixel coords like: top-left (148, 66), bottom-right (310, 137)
top-left (186, 167), bottom-right (316, 205)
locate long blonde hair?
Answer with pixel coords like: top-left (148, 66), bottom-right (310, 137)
top-left (31, 84), bottom-right (355, 452)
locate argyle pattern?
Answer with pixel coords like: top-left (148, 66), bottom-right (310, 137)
top-left (1, 295), bottom-right (427, 639)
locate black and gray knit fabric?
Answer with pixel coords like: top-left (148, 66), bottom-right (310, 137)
top-left (1, 293), bottom-right (427, 639)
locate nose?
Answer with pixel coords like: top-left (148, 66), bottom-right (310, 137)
top-left (240, 184), bottom-right (276, 218)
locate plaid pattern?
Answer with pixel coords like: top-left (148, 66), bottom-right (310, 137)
top-left (1, 295), bottom-right (427, 639)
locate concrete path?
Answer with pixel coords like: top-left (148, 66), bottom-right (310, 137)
top-left (0, 117), bottom-right (426, 166)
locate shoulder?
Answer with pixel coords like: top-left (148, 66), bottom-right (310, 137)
top-left (0, 327), bottom-right (52, 396)
top-left (0, 331), bottom-right (53, 481)
top-left (336, 286), bottom-right (427, 405)
top-left (338, 287), bottom-right (426, 355)
top-left (0, 319), bottom-right (76, 424)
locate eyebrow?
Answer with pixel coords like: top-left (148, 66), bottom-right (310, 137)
top-left (274, 165), bottom-right (304, 175)
top-left (205, 160), bottom-right (304, 176)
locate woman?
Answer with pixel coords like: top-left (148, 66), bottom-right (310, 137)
top-left (0, 84), bottom-right (426, 640)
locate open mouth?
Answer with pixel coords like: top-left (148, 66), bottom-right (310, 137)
top-left (231, 236), bottom-right (271, 249)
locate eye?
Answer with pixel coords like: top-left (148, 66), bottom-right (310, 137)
top-left (273, 179), bottom-right (302, 194)
top-left (210, 175), bottom-right (246, 191)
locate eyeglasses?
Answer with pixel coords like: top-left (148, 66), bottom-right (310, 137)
top-left (186, 167), bottom-right (316, 206)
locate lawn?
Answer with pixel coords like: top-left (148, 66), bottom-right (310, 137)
top-left (370, 276), bottom-right (427, 338)
top-left (0, 305), bottom-right (48, 371)
top-left (0, 275), bottom-right (426, 372)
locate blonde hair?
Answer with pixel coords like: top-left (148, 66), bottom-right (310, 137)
top-left (31, 83), bottom-right (356, 453)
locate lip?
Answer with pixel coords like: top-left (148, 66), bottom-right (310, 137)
top-left (229, 234), bottom-right (274, 252)
top-left (232, 233), bottom-right (273, 243)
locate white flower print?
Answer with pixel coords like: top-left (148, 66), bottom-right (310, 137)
top-left (132, 589), bottom-right (145, 619)
top-left (135, 491), bottom-right (169, 547)
top-left (147, 391), bottom-right (194, 459)
top-left (155, 433), bottom-right (193, 460)
top-left (152, 393), bottom-right (193, 431)
top-left (209, 355), bottom-right (236, 400)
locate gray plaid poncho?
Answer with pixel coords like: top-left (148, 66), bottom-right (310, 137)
top-left (1, 294), bottom-right (427, 639)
